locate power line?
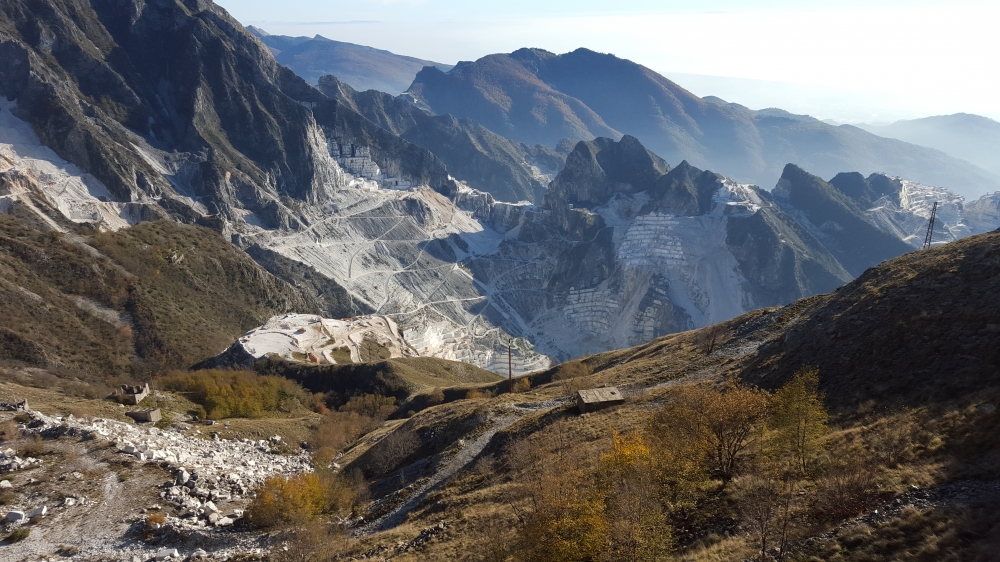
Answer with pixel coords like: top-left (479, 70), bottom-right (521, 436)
top-left (923, 201), bottom-right (938, 250)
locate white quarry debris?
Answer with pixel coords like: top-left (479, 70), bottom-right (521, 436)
top-left (236, 313), bottom-right (415, 364)
top-left (245, 162), bottom-right (550, 374)
top-left (12, 410), bottom-right (312, 533)
top-left (867, 178), bottom-right (1000, 247)
top-left (155, 548), bottom-right (180, 560)
top-left (238, 172), bottom-right (762, 363)
top-left (0, 446), bottom-right (42, 472)
top-left (0, 97), bottom-right (137, 231)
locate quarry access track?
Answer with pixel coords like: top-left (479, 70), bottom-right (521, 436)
top-left (357, 413), bottom-right (521, 536)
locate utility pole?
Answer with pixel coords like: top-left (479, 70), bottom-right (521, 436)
top-left (923, 201), bottom-right (938, 250)
top-left (508, 338), bottom-right (513, 394)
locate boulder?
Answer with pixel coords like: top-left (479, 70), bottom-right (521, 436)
top-left (154, 548), bottom-right (180, 560)
top-left (5, 510), bottom-right (25, 522)
top-left (27, 506), bottom-right (47, 518)
top-left (0, 480), bottom-right (11, 488)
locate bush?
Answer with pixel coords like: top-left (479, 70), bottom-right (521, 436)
top-left (340, 394), bottom-right (397, 421)
top-left (159, 369), bottom-right (320, 419)
top-left (0, 420), bottom-right (16, 443)
top-left (246, 472), bottom-right (357, 529)
top-left (513, 378), bottom-right (531, 393)
top-left (814, 454), bottom-right (879, 520)
top-left (147, 513), bottom-right (166, 525)
top-left (371, 429), bottom-right (420, 475)
top-left (312, 411), bottom-right (381, 465)
top-left (428, 388), bottom-right (445, 405)
top-left (465, 389), bottom-right (492, 400)
top-left (6, 528), bottom-right (30, 542)
top-left (17, 434), bottom-right (46, 458)
top-left (553, 361), bottom-right (591, 381)
top-left (246, 473), bottom-right (328, 529)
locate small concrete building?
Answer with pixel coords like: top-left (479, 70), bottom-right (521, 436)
top-left (125, 408), bottom-right (161, 423)
top-left (576, 387), bottom-right (626, 414)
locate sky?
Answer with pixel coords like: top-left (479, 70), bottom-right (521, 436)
top-left (221, 0), bottom-right (1000, 123)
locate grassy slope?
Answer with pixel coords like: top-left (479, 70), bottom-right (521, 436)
top-left (253, 356), bottom-right (502, 409)
top-left (0, 204), bottom-right (321, 379)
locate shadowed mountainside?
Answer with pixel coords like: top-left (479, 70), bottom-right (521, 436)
top-left (0, 200), bottom-right (348, 377)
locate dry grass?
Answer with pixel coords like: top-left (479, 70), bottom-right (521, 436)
top-left (800, 505), bottom-right (1000, 562)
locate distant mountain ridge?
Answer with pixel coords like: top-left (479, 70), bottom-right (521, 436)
top-left (407, 48), bottom-right (1000, 199)
top-left (858, 114), bottom-right (1000, 179)
top-left (248, 26), bottom-right (452, 94)
top-left (317, 75), bottom-right (567, 203)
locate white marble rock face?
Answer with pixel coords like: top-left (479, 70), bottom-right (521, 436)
top-left (9, 107), bottom-right (1000, 368)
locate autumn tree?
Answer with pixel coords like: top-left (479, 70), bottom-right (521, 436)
top-left (647, 405), bottom-right (711, 507)
top-left (517, 461), bottom-right (607, 561)
top-left (770, 368), bottom-right (828, 475)
top-left (655, 383), bottom-right (772, 480)
top-left (508, 430), bottom-right (607, 562)
top-left (598, 432), bottom-right (673, 562)
top-left (246, 472), bottom-right (351, 529)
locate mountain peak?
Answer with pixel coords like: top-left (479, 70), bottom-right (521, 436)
top-left (509, 47), bottom-right (556, 62)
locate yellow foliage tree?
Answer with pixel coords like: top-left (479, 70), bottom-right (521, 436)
top-left (647, 408), bottom-right (711, 507)
top-left (598, 432), bottom-right (673, 562)
top-left (246, 473), bottom-right (328, 529)
top-left (518, 464), bottom-right (608, 562)
top-left (246, 470), bottom-right (358, 530)
top-left (654, 383), bottom-right (771, 481)
top-left (770, 368), bottom-right (828, 475)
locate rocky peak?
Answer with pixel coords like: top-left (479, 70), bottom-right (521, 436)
top-left (644, 160), bottom-right (721, 216)
top-left (773, 163), bottom-right (913, 276)
top-left (829, 171), bottom-right (903, 208)
top-left (547, 136), bottom-right (669, 206)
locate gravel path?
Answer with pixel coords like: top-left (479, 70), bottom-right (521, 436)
top-left (357, 413), bottom-right (520, 535)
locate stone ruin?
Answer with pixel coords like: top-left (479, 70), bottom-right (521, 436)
top-left (0, 399), bottom-right (29, 412)
top-left (120, 383), bottom-right (150, 405)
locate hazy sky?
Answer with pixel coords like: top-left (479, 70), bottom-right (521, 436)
top-left (222, 0), bottom-right (1000, 123)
